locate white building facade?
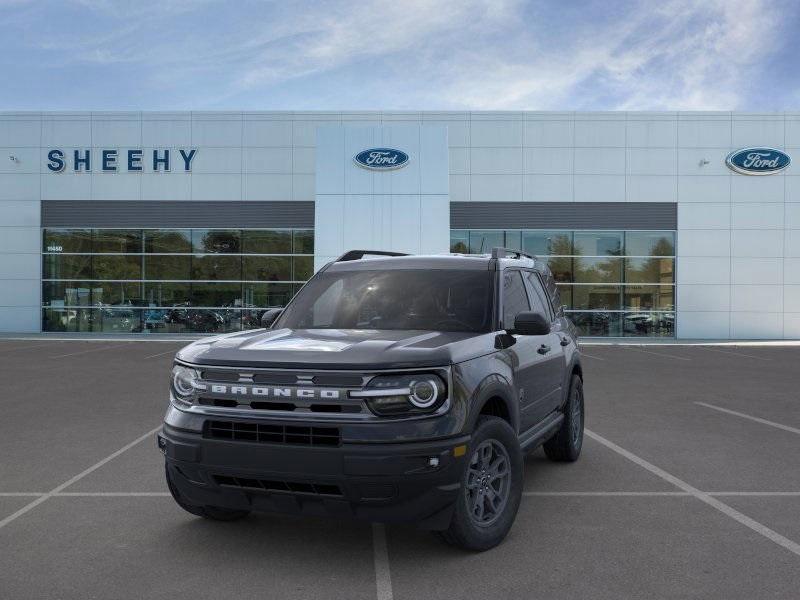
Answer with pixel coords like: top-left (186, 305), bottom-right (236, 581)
top-left (0, 110), bottom-right (798, 339)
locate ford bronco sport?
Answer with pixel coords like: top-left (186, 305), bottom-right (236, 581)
top-left (159, 248), bottom-right (584, 551)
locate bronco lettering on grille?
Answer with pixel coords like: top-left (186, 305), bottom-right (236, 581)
top-left (209, 385), bottom-right (340, 399)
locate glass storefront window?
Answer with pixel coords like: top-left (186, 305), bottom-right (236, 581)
top-left (469, 231), bottom-right (504, 254)
top-left (569, 312), bottom-right (622, 337)
top-left (43, 254), bottom-right (92, 279)
top-left (143, 282), bottom-right (191, 307)
top-left (624, 285), bottom-right (674, 311)
top-left (293, 256), bottom-right (314, 280)
top-left (293, 229), bottom-right (314, 254)
top-left (191, 229), bottom-right (241, 253)
top-left (42, 228), bottom-right (315, 334)
top-left (572, 285), bottom-right (622, 311)
top-left (522, 231), bottom-right (573, 256)
top-left (573, 231), bottom-right (623, 256)
top-left (243, 282), bottom-right (296, 307)
top-left (93, 230), bottom-right (142, 253)
top-left (191, 282), bottom-right (243, 307)
top-left (144, 255), bottom-right (192, 280)
top-left (504, 231), bottom-right (522, 251)
top-left (624, 257), bottom-right (674, 284)
top-left (243, 230), bottom-right (292, 254)
top-left (144, 230), bottom-right (191, 253)
top-left (92, 255), bottom-right (142, 280)
top-left (573, 257), bottom-right (622, 283)
top-left (625, 231), bottom-right (675, 256)
top-left (243, 256), bottom-right (291, 281)
top-left (43, 229), bottom-right (92, 253)
top-left (622, 312), bottom-right (675, 337)
top-left (450, 231), bottom-right (469, 253)
top-left (545, 256), bottom-right (573, 283)
top-left (191, 255), bottom-right (242, 280)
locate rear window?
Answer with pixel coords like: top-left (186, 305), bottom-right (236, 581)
top-left (276, 269), bottom-right (494, 333)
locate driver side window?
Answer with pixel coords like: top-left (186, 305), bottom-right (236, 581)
top-left (502, 271), bottom-right (531, 329)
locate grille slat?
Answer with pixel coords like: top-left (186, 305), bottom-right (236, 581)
top-left (213, 475), bottom-right (343, 497)
top-left (205, 420), bottom-right (341, 446)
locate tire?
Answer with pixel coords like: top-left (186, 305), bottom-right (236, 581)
top-left (165, 464), bottom-right (250, 522)
top-left (438, 416), bottom-right (523, 551)
top-left (543, 374), bottom-right (584, 462)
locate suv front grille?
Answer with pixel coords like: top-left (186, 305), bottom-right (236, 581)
top-left (197, 397), bottom-right (363, 414)
top-left (205, 420), bottom-right (341, 446)
top-left (213, 475), bottom-right (343, 497)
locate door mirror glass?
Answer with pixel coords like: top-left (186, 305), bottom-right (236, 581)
top-left (260, 308), bottom-right (283, 328)
top-left (512, 311), bottom-right (550, 336)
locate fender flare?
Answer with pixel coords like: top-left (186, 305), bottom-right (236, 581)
top-left (466, 373), bottom-right (519, 434)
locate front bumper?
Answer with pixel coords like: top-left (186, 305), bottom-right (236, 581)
top-left (159, 422), bottom-right (471, 530)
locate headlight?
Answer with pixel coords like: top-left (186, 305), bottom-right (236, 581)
top-left (352, 373), bottom-right (447, 416)
top-left (171, 365), bottom-right (201, 402)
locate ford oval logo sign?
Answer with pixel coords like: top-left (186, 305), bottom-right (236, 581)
top-left (726, 147), bottom-right (790, 175)
top-left (354, 148), bottom-right (409, 170)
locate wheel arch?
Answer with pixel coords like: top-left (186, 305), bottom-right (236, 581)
top-left (467, 374), bottom-right (519, 434)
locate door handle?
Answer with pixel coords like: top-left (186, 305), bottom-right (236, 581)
top-left (537, 344), bottom-right (551, 355)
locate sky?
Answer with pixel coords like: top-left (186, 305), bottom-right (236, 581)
top-left (1, 0), bottom-right (799, 111)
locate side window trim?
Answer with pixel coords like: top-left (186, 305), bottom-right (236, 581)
top-left (501, 268), bottom-right (532, 330)
top-left (523, 270), bottom-right (554, 322)
top-left (533, 271), bottom-right (556, 321)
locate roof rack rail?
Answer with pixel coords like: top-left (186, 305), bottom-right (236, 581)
top-left (335, 250), bottom-right (410, 262)
top-left (490, 247), bottom-right (537, 261)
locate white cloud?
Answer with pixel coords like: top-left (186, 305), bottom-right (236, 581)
top-left (236, 0), bottom-right (520, 90)
top-left (429, 0), bottom-right (786, 110)
top-left (1, 0), bottom-right (794, 109)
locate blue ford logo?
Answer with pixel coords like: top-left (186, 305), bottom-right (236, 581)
top-left (726, 147), bottom-right (790, 175)
top-left (354, 148), bottom-right (409, 170)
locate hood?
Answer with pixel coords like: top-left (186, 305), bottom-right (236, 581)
top-left (176, 327), bottom-right (496, 369)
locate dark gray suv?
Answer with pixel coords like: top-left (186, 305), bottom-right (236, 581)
top-left (159, 248), bottom-right (584, 551)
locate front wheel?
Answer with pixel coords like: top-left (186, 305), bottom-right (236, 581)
top-left (165, 464), bottom-right (250, 522)
top-left (438, 416), bottom-right (523, 551)
top-left (543, 374), bottom-right (584, 462)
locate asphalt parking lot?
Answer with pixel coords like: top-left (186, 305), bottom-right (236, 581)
top-left (1, 339), bottom-right (799, 599)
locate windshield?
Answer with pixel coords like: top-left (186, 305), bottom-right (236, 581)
top-left (276, 269), bottom-right (494, 333)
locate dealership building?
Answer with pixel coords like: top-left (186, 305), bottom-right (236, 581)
top-left (0, 110), bottom-right (798, 339)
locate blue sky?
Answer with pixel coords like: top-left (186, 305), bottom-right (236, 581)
top-left (2, 0), bottom-right (798, 111)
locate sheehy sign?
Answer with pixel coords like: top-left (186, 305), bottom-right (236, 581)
top-left (46, 148), bottom-right (197, 172)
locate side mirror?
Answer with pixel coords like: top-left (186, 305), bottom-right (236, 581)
top-left (260, 308), bottom-right (283, 329)
top-left (512, 311), bottom-right (550, 336)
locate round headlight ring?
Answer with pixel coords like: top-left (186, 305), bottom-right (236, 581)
top-left (172, 366), bottom-right (198, 397)
top-left (409, 379), bottom-right (439, 408)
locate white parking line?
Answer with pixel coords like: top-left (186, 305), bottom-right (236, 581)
top-left (622, 346), bottom-right (691, 361)
top-left (585, 428), bottom-right (800, 558)
top-left (708, 492), bottom-right (800, 496)
top-left (523, 491), bottom-right (690, 496)
top-left (0, 425), bottom-right (160, 531)
top-left (54, 492), bottom-right (170, 497)
top-left (143, 349), bottom-right (180, 359)
top-left (695, 347), bottom-right (771, 361)
top-left (580, 353), bottom-right (606, 361)
top-left (49, 343), bottom-right (131, 358)
top-left (372, 523), bottom-right (393, 600)
top-left (0, 342), bottom-right (64, 354)
top-left (522, 491), bottom-right (800, 497)
top-left (695, 402), bottom-right (800, 436)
